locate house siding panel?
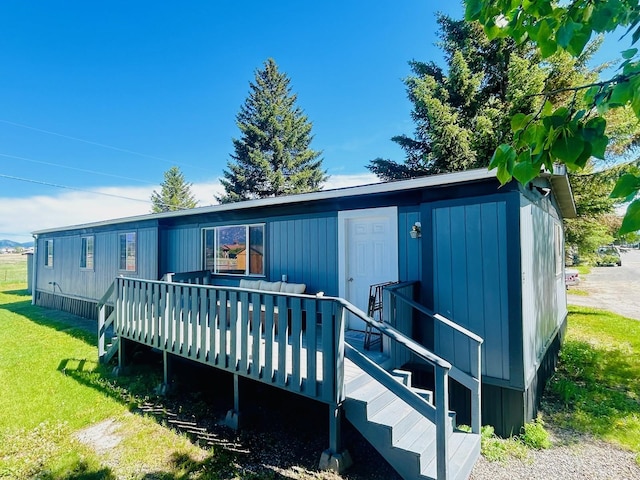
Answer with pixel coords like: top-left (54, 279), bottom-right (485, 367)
top-left (35, 227), bottom-right (158, 304)
top-left (398, 208), bottom-right (422, 282)
top-left (432, 197), bottom-right (510, 382)
top-left (267, 215), bottom-right (338, 295)
top-left (520, 196), bottom-right (567, 387)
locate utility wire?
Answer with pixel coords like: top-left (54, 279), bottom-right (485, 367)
top-left (0, 173), bottom-right (152, 204)
top-left (0, 152), bottom-right (155, 185)
top-left (0, 118), bottom-right (208, 172)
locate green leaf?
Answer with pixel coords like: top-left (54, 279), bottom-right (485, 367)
top-left (489, 144), bottom-right (517, 171)
top-left (609, 81), bottom-right (633, 107)
top-left (619, 199), bottom-right (640, 235)
top-left (574, 142), bottom-right (592, 169)
top-left (543, 114), bottom-right (567, 130)
top-left (550, 131), bottom-right (585, 165)
top-left (557, 20), bottom-right (579, 48)
top-left (589, 134), bottom-right (609, 160)
top-left (583, 85), bottom-right (600, 106)
top-left (610, 173), bottom-right (640, 199)
top-left (584, 116), bottom-right (607, 138)
top-left (490, 144), bottom-right (517, 186)
top-left (567, 28), bottom-right (591, 57)
top-left (512, 150), bottom-right (540, 184)
top-left (510, 113), bottom-right (531, 132)
top-left (622, 48), bottom-right (638, 60)
top-left (464, 0), bottom-right (483, 20)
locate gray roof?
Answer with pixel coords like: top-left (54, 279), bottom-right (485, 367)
top-left (32, 167), bottom-right (576, 235)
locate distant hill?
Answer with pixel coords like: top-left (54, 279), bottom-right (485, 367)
top-left (0, 239), bottom-right (34, 249)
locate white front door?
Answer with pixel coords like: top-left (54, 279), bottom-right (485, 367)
top-left (338, 207), bottom-right (399, 331)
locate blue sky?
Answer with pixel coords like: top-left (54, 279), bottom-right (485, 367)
top-left (0, 1), bottom-right (628, 242)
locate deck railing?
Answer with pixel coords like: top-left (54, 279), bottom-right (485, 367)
top-left (385, 283), bottom-right (483, 435)
top-left (101, 276), bottom-right (346, 405)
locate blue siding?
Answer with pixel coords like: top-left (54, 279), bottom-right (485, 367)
top-left (268, 215), bottom-right (339, 295)
top-left (398, 208), bottom-right (421, 282)
top-left (35, 227), bottom-right (158, 302)
top-left (162, 227), bottom-right (201, 274)
top-left (432, 199), bottom-right (510, 382)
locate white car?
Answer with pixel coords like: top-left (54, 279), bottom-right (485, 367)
top-left (565, 268), bottom-right (580, 287)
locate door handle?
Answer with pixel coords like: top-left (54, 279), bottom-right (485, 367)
top-left (348, 277), bottom-right (354, 282)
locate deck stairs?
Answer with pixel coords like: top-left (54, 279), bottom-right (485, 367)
top-left (344, 364), bottom-right (480, 480)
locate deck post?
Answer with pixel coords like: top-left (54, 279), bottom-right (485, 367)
top-left (319, 303), bottom-right (351, 473)
top-left (157, 350), bottom-right (172, 395)
top-left (225, 373), bottom-right (241, 430)
top-left (318, 403), bottom-right (352, 473)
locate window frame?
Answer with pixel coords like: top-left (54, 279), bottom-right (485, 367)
top-left (118, 232), bottom-right (137, 273)
top-left (202, 223), bottom-right (265, 277)
top-left (44, 239), bottom-right (53, 268)
top-left (554, 222), bottom-right (563, 276)
top-left (80, 236), bottom-right (95, 270)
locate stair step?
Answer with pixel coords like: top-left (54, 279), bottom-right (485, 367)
top-left (395, 416), bottom-right (436, 453)
top-left (391, 368), bottom-right (412, 387)
top-left (349, 380), bottom-right (397, 417)
top-left (421, 431), bottom-right (481, 480)
top-left (370, 397), bottom-right (423, 444)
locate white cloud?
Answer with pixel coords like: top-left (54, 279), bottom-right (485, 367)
top-left (0, 173), bottom-right (380, 243)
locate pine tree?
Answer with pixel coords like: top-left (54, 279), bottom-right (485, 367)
top-left (217, 58), bottom-right (326, 203)
top-left (150, 166), bottom-right (198, 213)
top-left (368, 16), bottom-right (546, 180)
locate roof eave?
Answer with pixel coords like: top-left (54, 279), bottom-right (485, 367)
top-left (32, 168), bottom-right (499, 235)
top-left (541, 164), bottom-right (577, 219)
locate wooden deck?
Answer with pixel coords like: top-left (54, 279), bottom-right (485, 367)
top-left (98, 277), bottom-right (482, 479)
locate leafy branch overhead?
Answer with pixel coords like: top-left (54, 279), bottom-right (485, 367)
top-left (466, 0), bottom-right (640, 233)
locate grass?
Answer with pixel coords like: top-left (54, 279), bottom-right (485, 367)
top-left (0, 254), bottom-right (28, 289)
top-left (0, 288), bottom-right (212, 479)
top-left (545, 305), bottom-right (640, 464)
top-left (566, 287), bottom-right (588, 296)
top-left (478, 305), bottom-right (640, 465)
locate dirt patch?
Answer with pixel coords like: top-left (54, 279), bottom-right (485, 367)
top-left (74, 418), bottom-right (123, 454)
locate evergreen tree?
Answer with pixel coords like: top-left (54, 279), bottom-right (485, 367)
top-left (150, 166), bottom-right (198, 213)
top-left (368, 16), bottom-right (546, 180)
top-left (218, 58), bottom-right (326, 203)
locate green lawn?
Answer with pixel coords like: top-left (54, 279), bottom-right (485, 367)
top-left (0, 254), bottom-right (28, 289)
top-left (545, 305), bottom-right (640, 460)
top-left (0, 284), bottom-right (212, 478)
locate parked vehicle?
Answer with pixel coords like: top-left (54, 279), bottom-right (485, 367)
top-left (596, 246), bottom-right (622, 266)
top-left (565, 268), bottom-right (580, 286)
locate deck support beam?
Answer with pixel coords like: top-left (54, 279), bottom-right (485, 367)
top-left (157, 350), bottom-right (172, 395)
top-left (318, 403), bottom-right (352, 473)
top-left (225, 373), bottom-right (241, 430)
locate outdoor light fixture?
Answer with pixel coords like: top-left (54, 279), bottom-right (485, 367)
top-left (410, 222), bottom-right (421, 239)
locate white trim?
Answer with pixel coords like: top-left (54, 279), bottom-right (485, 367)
top-left (338, 206), bottom-right (399, 308)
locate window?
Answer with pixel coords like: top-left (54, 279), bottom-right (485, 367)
top-left (119, 232), bottom-right (136, 272)
top-left (44, 240), bottom-right (53, 268)
top-left (80, 236), bottom-right (94, 269)
top-left (554, 223), bottom-right (562, 275)
top-left (203, 224), bottom-right (264, 276)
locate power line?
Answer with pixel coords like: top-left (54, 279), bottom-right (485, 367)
top-left (0, 173), bottom-right (152, 204)
top-left (0, 152), bottom-right (155, 185)
top-left (0, 118), bottom-right (209, 172)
